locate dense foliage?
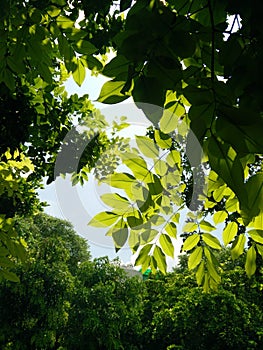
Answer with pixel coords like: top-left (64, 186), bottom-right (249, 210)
top-left (0, 218), bottom-right (262, 349)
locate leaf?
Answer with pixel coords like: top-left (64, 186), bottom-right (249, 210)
top-left (248, 230), bottom-right (263, 244)
top-left (196, 260), bottom-right (205, 285)
top-left (112, 225), bottom-right (128, 249)
top-left (135, 244), bottom-right (152, 266)
top-left (165, 222), bottom-right (177, 238)
top-left (154, 159), bottom-right (168, 177)
top-left (56, 15), bottom-right (74, 29)
top-left (154, 129), bottom-right (172, 149)
top-left (188, 246), bottom-right (203, 270)
top-left (159, 234), bottom-right (174, 257)
top-left (100, 193), bottom-right (130, 213)
top-left (199, 220), bottom-right (216, 232)
top-left (231, 234), bottom-right (246, 260)
top-left (223, 222), bottom-right (238, 246)
top-left (206, 137), bottom-right (246, 204)
top-left (183, 222), bottom-right (198, 233)
top-left (74, 40), bottom-right (97, 55)
top-left (245, 246), bottom-right (257, 278)
top-left (1, 269), bottom-right (19, 282)
top-left (166, 150), bottom-right (181, 168)
top-left (72, 58), bottom-right (86, 86)
top-left (105, 172), bottom-right (136, 189)
top-left (88, 212), bottom-right (120, 227)
top-left (153, 246), bottom-right (167, 274)
top-left (97, 79), bottom-right (130, 104)
top-left (121, 153), bottom-right (151, 181)
top-left (241, 173), bottom-right (263, 224)
top-left (103, 55), bottom-right (130, 77)
top-left (213, 210), bottom-right (228, 224)
top-left (141, 229), bottom-right (158, 243)
top-left (136, 136), bottom-right (159, 158)
top-left (182, 234), bottom-right (200, 251)
top-left (202, 233), bottom-right (221, 250)
top-left (160, 109), bottom-right (178, 133)
top-left (206, 260), bottom-right (221, 284)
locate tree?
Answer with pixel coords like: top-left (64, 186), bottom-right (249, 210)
top-left (140, 250), bottom-right (263, 349)
top-left (0, 214), bottom-right (145, 350)
top-left (0, 213), bottom-right (90, 349)
top-left (65, 257), bottom-right (145, 350)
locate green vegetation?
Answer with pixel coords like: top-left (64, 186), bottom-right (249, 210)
top-left (0, 214), bottom-right (262, 349)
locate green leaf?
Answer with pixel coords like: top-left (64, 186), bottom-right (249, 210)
top-left (206, 137), bottom-right (246, 204)
top-left (206, 260), bottom-right (221, 284)
top-left (199, 220), bottom-right (216, 232)
top-left (112, 225), bottom-right (128, 249)
top-left (88, 212), bottom-right (120, 227)
top-left (182, 234), bottom-right (200, 251)
top-left (74, 40), bottom-right (97, 55)
top-left (196, 260), bottom-right (205, 285)
top-left (141, 229), bottom-right (158, 243)
top-left (256, 244), bottom-right (263, 258)
top-left (159, 234), bottom-right (174, 257)
top-left (100, 193), bottom-right (130, 214)
top-left (105, 172), bottom-right (136, 189)
top-left (72, 58), bottom-right (86, 86)
top-left (1, 269), bottom-right (19, 282)
top-left (166, 150), bottom-right (181, 168)
top-left (135, 244), bottom-right (152, 266)
top-left (97, 80), bottom-right (130, 104)
top-left (121, 153), bottom-right (151, 182)
top-left (241, 173), bottom-right (263, 224)
top-left (183, 222), bottom-right (198, 233)
top-left (248, 230), bottom-right (263, 244)
top-left (223, 222), bottom-right (238, 246)
top-left (202, 233), bottom-right (221, 250)
top-left (213, 210), bottom-right (228, 225)
top-left (154, 129), bottom-right (172, 149)
top-left (136, 136), bottom-right (159, 158)
top-left (154, 159), bottom-right (168, 177)
top-left (245, 246), bottom-right (257, 278)
top-left (165, 222), bottom-right (177, 238)
top-left (103, 55), bottom-right (130, 77)
top-left (160, 109), bottom-right (178, 133)
top-left (231, 234), bottom-right (246, 260)
top-left (188, 246), bottom-right (203, 270)
top-left (153, 246), bottom-right (167, 274)
top-left (56, 15), bottom-right (74, 29)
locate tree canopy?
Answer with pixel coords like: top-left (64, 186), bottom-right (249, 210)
top-left (0, 0), bottom-right (263, 289)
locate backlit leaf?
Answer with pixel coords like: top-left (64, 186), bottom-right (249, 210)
top-left (136, 136), bottom-right (159, 158)
top-left (202, 233), bottom-right (221, 249)
top-left (182, 233), bottom-right (200, 251)
top-left (245, 246), bottom-right (257, 278)
top-left (159, 234), bottom-right (174, 257)
top-left (188, 246), bottom-right (203, 270)
top-left (231, 233), bottom-right (246, 260)
top-left (88, 212), bottom-right (120, 227)
top-left (223, 222), bottom-right (238, 246)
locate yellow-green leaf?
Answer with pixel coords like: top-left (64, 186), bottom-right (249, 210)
top-left (213, 210), bottom-right (228, 224)
top-left (72, 58), bottom-right (85, 86)
top-left (159, 234), bottom-right (174, 257)
top-left (188, 246), bottom-right (203, 270)
top-left (182, 233), bottom-right (200, 251)
top-left (202, 233), bottom-right (221, 250)
top-left (245, 245), bottom-right (257, 278)
top-left (136, 136), bottom-right (159, 159)
top-left (88, 212), bottom-right (119, 227)
top-left (231, 233), bottom-right (246, 260)
top-left (248, 229), bottom-right (263, 244)
top-left (223, 222), bottom-right (238, 246)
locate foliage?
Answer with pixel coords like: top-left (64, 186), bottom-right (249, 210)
top-left (141, 250), bottom-right (263, 350)
top-left (0, 213), bottom-right (90, 350)
top-left (65, 257), bottom-right (145, 350)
